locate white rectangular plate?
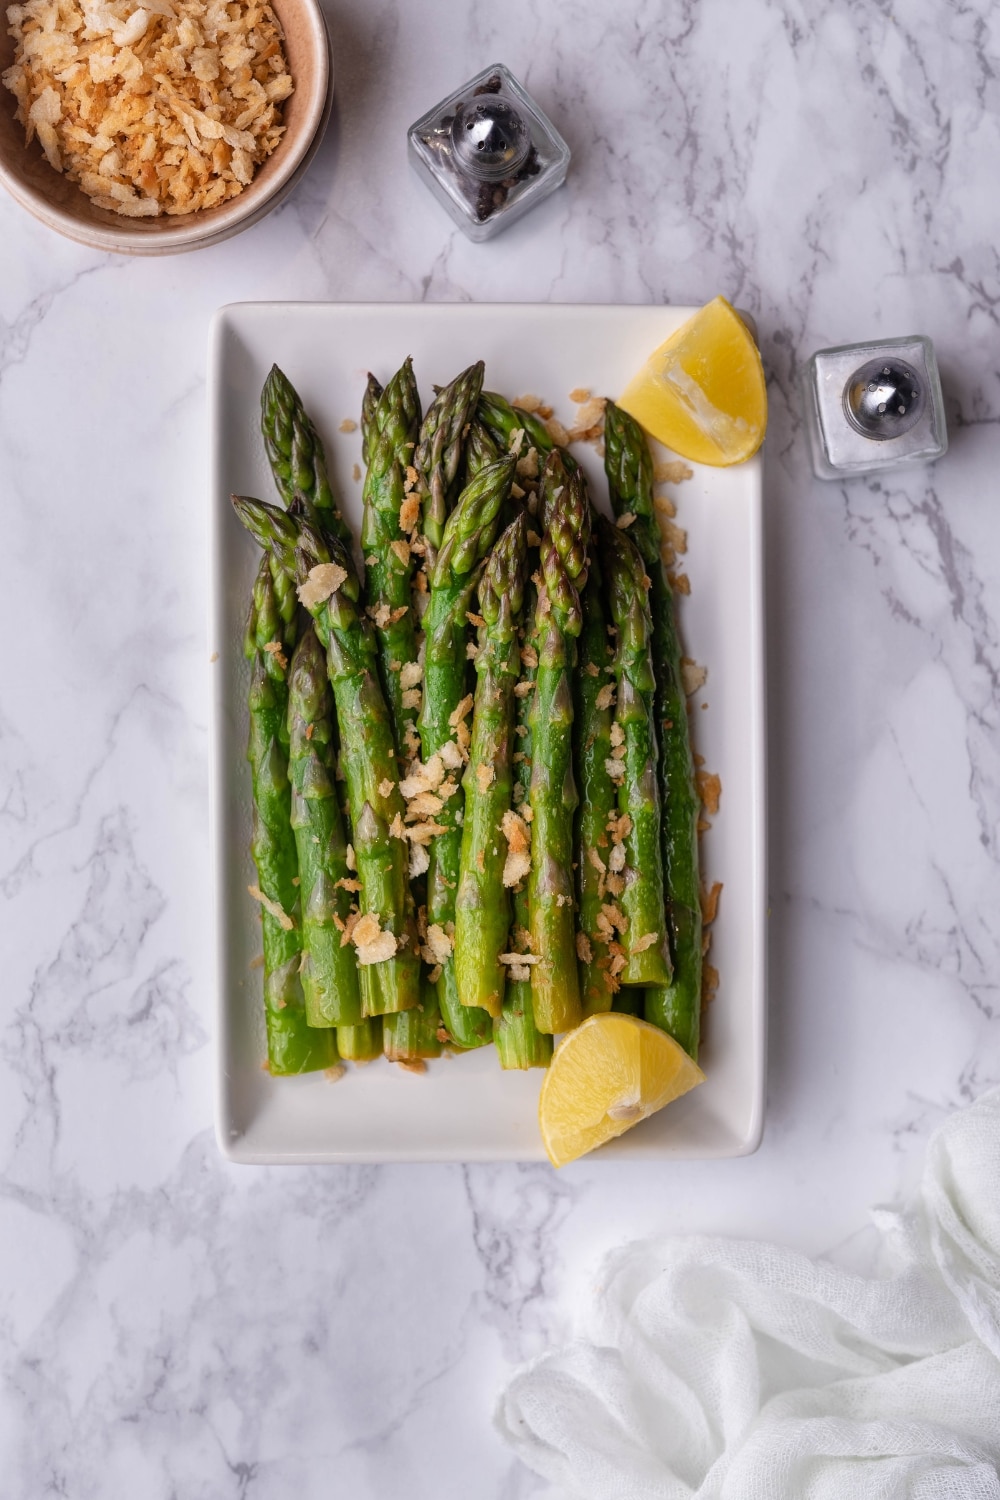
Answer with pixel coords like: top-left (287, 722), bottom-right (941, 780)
top-left (209, 302), bottom-right (766, 1163)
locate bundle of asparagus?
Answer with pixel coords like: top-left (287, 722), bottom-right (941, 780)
top-left (233, 363), bottom-right (710, 1078)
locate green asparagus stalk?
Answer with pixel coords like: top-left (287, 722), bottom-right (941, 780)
top-left (233, 495), bottom-right (421, 1016)
top-left (244, 556), bottom-right (338, 1075)
top-left (287, 625), bottom-right (363, 1028)
top-left (360, 373), bottom-right (383, 467)
top-left (604, 401), bottom-right (702, 1057)
top-left (368, 365), bottom-right (422, 1055)
top-left (477, 391), bottom-right (558, 460)
top-left (454, 513), bottom-right (529, 1016)
top-left (493, 576), bottom-right (552, 1070)
top-left (598, 516), bottom-right (673, 988)
top-left (337, 1017), bottom-right (383, 1060)
top-left (361, 357), bottom-right (422, 752)
top-left (383, 975), bottom-right (443, 1062)
top-left (528, 453), bottom-right (591, 1034)
top-left (463, 419), bottom-right (501, 481)
top-left (261, 365), bottom-right (352, 546)
top-left (494, 983), bottom-right (552, 1069)
top-left (573, 548), bottom-right (619, 1015)
top-left (415, 361), bottom-right (485, 563)
top-left (420, 454), bottom-right (517, 1043)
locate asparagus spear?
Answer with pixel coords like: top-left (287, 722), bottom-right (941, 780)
top-left (477, 390), bottom-right (558, 460)
top-left (287, 625), bottom-right (363, 1029)
top-left (454, 513), bottom-right (529, 1016)
top-left (494, 980), bottom-right (552, 1070)
top-left (528, 453), bottom-right (591, 1034)
top-left (604, 401), bottom-right (702, 1058)
top-left (337, 1017), bottom-right (383, 1060)
top-left (261, 365), bottom-right (352, 546)
top-left (415, 361), bottom-right (485, 564)
top-left (598, 516), bottom-right (673, 988)
top-left (494, 576), bottom-right (552, 1070)
top-left (244, 556), bottom-right (338, 1075)
top-left (463, 419), bottom-right (500, 481)
top-left (360, 373), bottom-right (383, 467)
top-left (420, 454), bottom-right (517, 1043)
top-left (233, 495), bottom-right (421, 1016)
top-left (361, 357), bottom-right (422, 753)
top-left (573, 548), bottom-right (619, 1015)
top-left (382, 975), bottom-right (443, 1062)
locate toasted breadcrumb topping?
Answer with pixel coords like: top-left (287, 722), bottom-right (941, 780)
top-left (399, 493), bottom-right (421, 533)
top-left (654, 459), bottom-right (694, 484)
top-left (448, 693), bottom-right (473, 728)
top-left (405, 820), bottom-right (447, 846)
top-left (261, 639), bottom-right (287, 669)
top-left (501, 808), bottom-right (531, 888)
top-left (701, 880), bottom-right (723, 925)
top-left (424, 923), bottom-right (453, 965)
top-left (3, 0), bottom-right (293, 217)
top-left (352, 913), bottom-right (398, 965)
top-left (696, 769), bottom-right (722, 816)
top-left (438, 739), bottom-right (463, 771)
top-left (514, 394), bottom-right (549, 416)
top-left (247, 883), bottom-right (293, 930)
top-left (298, 562), bottom-right (347, 610)
top-left (682, 659), bottom-right (708, 696)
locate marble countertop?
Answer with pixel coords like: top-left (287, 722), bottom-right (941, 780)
top-left (3, 1), bottom-right (999, 1494)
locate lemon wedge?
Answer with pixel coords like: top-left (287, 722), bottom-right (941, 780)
top-left (538, 1013), bottom-right (705, 1167)
top-left (618, 296), bottom-right (767, 466)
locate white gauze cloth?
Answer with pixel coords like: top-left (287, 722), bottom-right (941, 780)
top-left (497, 1086), bottom-right (1000, 1500)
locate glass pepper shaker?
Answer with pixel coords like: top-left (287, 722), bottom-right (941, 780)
top-left (802, 335), bottom-right (948, 480)
top-left (407, 63), bottom-right (571, 242)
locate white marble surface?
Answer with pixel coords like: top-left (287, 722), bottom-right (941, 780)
top-left (2, 1), bottom-right (999, 1494)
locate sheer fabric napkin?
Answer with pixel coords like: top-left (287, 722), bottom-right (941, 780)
top-left (497, 1087), bottom-right (1000, 1499)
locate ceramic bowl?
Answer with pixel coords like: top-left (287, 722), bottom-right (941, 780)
top-left (0, 0), bottom-right (331, 254)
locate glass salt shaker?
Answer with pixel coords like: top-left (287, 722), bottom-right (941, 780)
top-left (802, 335), bottom-right (948, 480)
top-left (407, 63), bottom-right (571, 242)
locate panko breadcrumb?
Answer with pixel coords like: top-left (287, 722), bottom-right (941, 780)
top-left (2, 0), bottom-right (293, 218)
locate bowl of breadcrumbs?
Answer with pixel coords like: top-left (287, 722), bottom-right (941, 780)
top-left (0, 0), bottom-right (330, 251)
